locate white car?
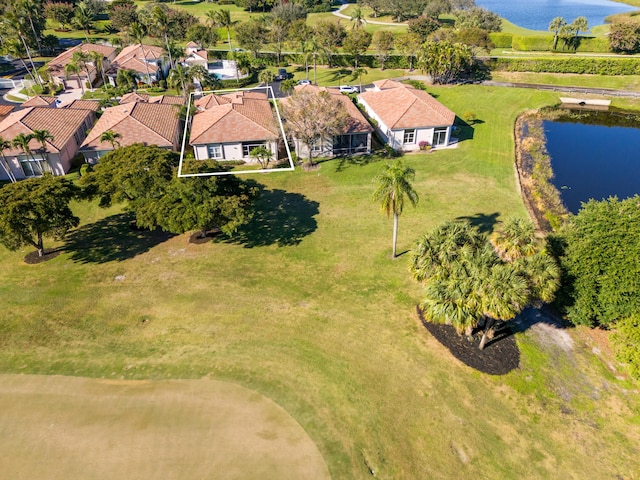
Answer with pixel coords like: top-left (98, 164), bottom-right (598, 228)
top-left (297, 79), bottom-right (312, 85)
top-left (339, 85), bottom-right (359, 94)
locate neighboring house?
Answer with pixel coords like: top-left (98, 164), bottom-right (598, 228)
top-left (22, 95), bottom-right (57, 108)
top-left (190, 91), bottom-right (280, 162)
top-left (182, 42), bottom-right (208, 68)
top-left (0, 105), bottom-right (15, 122)
top-left (106, 44), bottom-right (169, 86)
top-left (357, 80), bottom-right (456, 151)
top-left (283, 84), bottom-right (372, 159)
top-left (79, 102), bottom-right (181, 163)
top-left (47, 43), bottom-right (117, 90)
top-left (0, 107), bottom-right (94, 180)
top-left (119, 92), bottom-right (185, 106)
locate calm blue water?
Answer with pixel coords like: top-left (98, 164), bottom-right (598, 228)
top-left (543, 119), bottom-right (640, 213)
top-left (476, 0), bottom-right (636, 30)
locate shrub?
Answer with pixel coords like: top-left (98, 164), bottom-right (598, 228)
top-left (612, 316), bottom-right (640, 380)
top-left (490, 57), bottom-right (640, 75)
top-left (489, 32), bottom-right (513, 48)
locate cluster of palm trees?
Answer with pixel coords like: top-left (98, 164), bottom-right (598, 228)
top-left (0, 130), bottom-right (54, 182)
top-left (549, 16), bottom-right (589, 51)
top-left (64, 49), bottom-right (108, 93)
top-left (410, 218), bottom-right (560, 350)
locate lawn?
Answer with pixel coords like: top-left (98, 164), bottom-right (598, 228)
top-left (0, 86), bottom-right (639, 479)
top-left (490, 71), bottom-right (640, 91)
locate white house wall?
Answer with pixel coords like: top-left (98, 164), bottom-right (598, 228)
top-left (193, 141), bottom-right (278, 162)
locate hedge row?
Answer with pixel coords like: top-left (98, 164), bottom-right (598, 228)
top-left (491, 57), bottom-right (640, 75)
top-left (510, 35), bottom-right (610, 53)
top-left (489, 32), bottom-right (513, 48)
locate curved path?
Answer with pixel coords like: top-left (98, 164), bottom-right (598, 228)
top-left (0, 375), bottom-right (331, 480)
top-left (332, 1), bottom-right (408, 26)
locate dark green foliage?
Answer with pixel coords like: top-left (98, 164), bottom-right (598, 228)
top-left (82, 144), bottom-right (257, 237)
top-left (235, 19), bottom-right (268, 56)
top-left (0, 174), bottom-right (80, 256)
top-left (186, 23), bottom-right (219, 49)
top-left (108, 2), bottom-right (138, 31)
top-left (417, 41), bottom-right (473, 84)
top-left (510, 35), bottom-right (609, 53)
top-left (456, 27), bottom-right (494, 50)
top-left (560, 196), bottom-right (640, 327)
top-left (608, 21), bottom-right (640, 54)
top-left (407, 16), bottom-right (441, 42)
top-left (491, 57), bottom-right (640, 75)
top-left (454, 7), bottom-right (502, 33)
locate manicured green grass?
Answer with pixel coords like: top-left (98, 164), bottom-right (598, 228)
top-left (287, 64), bottom-right (407, 86)
top-left (1, 86), bottom-right (639, 479)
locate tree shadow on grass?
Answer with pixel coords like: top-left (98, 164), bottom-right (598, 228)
top-left (64, 213), bottom-right (176, 264)
top-left (218, 188), bottom-right (319, 248)
top-left (335, 154), bottom-right (383, 172)
top-left (456, 212), bottom-right (500, 234)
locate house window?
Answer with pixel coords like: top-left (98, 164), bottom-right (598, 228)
top-left (19, 155), bottom-right (47, 177)
top-left (242, 142), bottom-right (265, 157)
top-left (311, 137), bottom-right (322, 153)
top-left (207, 144), bottom-right (223, 159)
top-left (433, 127), bottom-right (448, 146)
top-left (403, 129), bottom-right (416, 144)
top-left (74, 128), bottom-right (84, 146)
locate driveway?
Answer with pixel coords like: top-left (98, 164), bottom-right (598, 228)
top-left (55, 88), bottom-right (84, 106)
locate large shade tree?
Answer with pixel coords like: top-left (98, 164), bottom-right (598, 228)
top-left (0, 174), bottom-right (80, 257)
top-left (373, 159), bottom-right (419, 259)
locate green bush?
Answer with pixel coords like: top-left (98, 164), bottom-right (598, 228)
top-left (489, 32), bottom-right (513, 48)
top-left (490, 57), bottom-right (640, 75)
top-left (575, 36), bottom-right (610, 53)
top-left (512, 35), bottom-right (553, 51)
top-left (612, 316), bottom-right (640, 380)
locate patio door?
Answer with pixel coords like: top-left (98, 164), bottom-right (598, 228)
top-left (433, 128), bottom-right (448, 146)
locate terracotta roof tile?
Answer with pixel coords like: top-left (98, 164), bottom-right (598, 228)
top-left (64, 100), bottom-right (101, 112)
top-left (0, 107), bottom-right (92, 155)
top-left (0, 105), bottom-right (14, 117)
top-left (190, 95), bottom-right (279, 145)
top-left (80, 102), bottom-right (180, 152)
top-left (194, 94), bottom-right (232, 110)
top-left (120, 92), bottom-right (150, 104)
top-left (22, 95), bottom-right (57, 107)
top-left (109, 44), bottom-right (163, 75)
top-left (47, 43), bottom-right (117, 78)
top-left (358, 80), bottom-right (455, 129)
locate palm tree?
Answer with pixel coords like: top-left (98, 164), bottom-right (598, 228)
top-left (64, 61), bottom-right (84, 93)
top-left (210, 9), bottom-right (233, 51)
top-left (100, 130), bottom-right (121, 150)
top-left (350, 7), bottom-right (367, 30)
top-left (129, 23), bottom-right (153, 86)
top-left (373, 159), bottom-right (419, 258)
top-left (72, 50), bottom-right (93, 91)
top-left (151, 6), bottom-right (173, 68)
top-left (73, 1), bottom-right (95, 42)
top-left (0, 136), bottom-right (17, 183)
top-left (548, 16), bottom-right (566, 50)
top-left (32, 129), bottom-right (54, 174)
top-left (258, 69), bottom-right (274, 87)
top-left (12, 132), bottom-right (42, 176)
top-left (89, 50), bottom-right (107, 87)
top-left (2, 12), bottom-right (43, 89)
top-left (168, 64), bottom-right (191, 95)
top-left (351, 67), bottom-right (367, 92)
top-left (571, 16), bottom-right (589, 48)
top-left (490, 217), bottom-right (539, 262)
top-left (249, 145), bottom-right (273, 168)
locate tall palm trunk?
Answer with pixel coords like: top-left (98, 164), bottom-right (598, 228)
top-left (139, 45), bottom-right (152, 85)
top-left (478, 316), bottom-right (495, 350)
top-left (20, 34), bottom-right (42, 89)
top-left (392, 211), bottom-right (398, 258)
top-left (227, 27), bottom-right (232, 51)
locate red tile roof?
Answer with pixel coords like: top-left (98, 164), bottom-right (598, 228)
top-left (0, 105), bottom-right (14, 118)
top-left (22, 95), bottom-right (57, 107)
top-left (120, 92), bottom-right (185, 106)
top-left (64, 100), bottom-right (101, 112)
top-left (194, 93), bottom-right (232, 110)
top-left (0, 107), bottom-right (93, 155)
top-left (358, 80), bottom-right (455, 129)
top-left (81, 102), bottom-right (181, 152)
top-left (47, 43), bottom-right (117, 78)
top-left (109, 44), bottom-right (164, 76)
top-left (190, 93), bottom-right (279, 145)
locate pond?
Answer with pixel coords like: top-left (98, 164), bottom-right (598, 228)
top-left (543, 110), bottom-right (640, 214)
top-left (476, 0), bottom-right (636, 31)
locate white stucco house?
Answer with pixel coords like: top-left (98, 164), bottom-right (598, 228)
top-left (106, 44), bottom-right (169, 86)
top-left (190, 91), bottom-right (280, 162)
top-left (357, 80), bottom-right (456, 152)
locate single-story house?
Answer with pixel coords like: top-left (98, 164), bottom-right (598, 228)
top-left (0, 105), bottom-right (15, 122)
top-left (0, 107), bottom-right (94, 179)
top-left (106, 44), bottom-right (169, 87)
top-left (357, 80), bottom-right (456, 151)
top-left (283, 84), bottom-right (372, 159)
top-left (22, 95), bottom-right (57, 108)
top-left (62, 99), bottom-right (101, 114)
top-left (119, 92), bottom-right (185, 106)
top-left (47, 43), bottom-right (117, 90)
top-left (79, 102), bottom-right (181, 163)
top-left (189, 91), bottom-right (280, 162)
top-left (182, 42), bottom-right (208, 69)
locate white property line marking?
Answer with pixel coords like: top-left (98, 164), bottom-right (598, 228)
top-left (178, 86), bottom-right (295, 177)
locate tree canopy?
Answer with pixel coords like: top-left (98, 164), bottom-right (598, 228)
top-left (0, 174), bottom-right (80, 257)
top-left (559, 196), bottom-right (640, 327)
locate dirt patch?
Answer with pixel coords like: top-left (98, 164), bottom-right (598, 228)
top-left (0, 375), bottom-right (330, 480)
top-left (188, 229), bottom-right (221, 245)
top-left (23, 249), bottom-right (61, 264)
top-left (417, 307), bottom-right (520, 375)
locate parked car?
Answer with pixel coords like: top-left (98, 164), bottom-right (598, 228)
top-left (297, 79), bottom-right (312, 85)
top-left (339, 85), bottom-right (359, 94)
top-left (275, 68), bottom-right (288, 81)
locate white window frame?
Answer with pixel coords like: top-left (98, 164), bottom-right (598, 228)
top-left (403, 129), bottom-right (416, 145)
top-left (242, 142), bottom-right (266, 158)
top-left (207, 144), bottom-right (223, 159)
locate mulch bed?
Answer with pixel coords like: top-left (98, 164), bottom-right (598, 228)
top-left (416, 306), bottom-right (520, 375)
top-left (24, 249), bottom-right (61, 264)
